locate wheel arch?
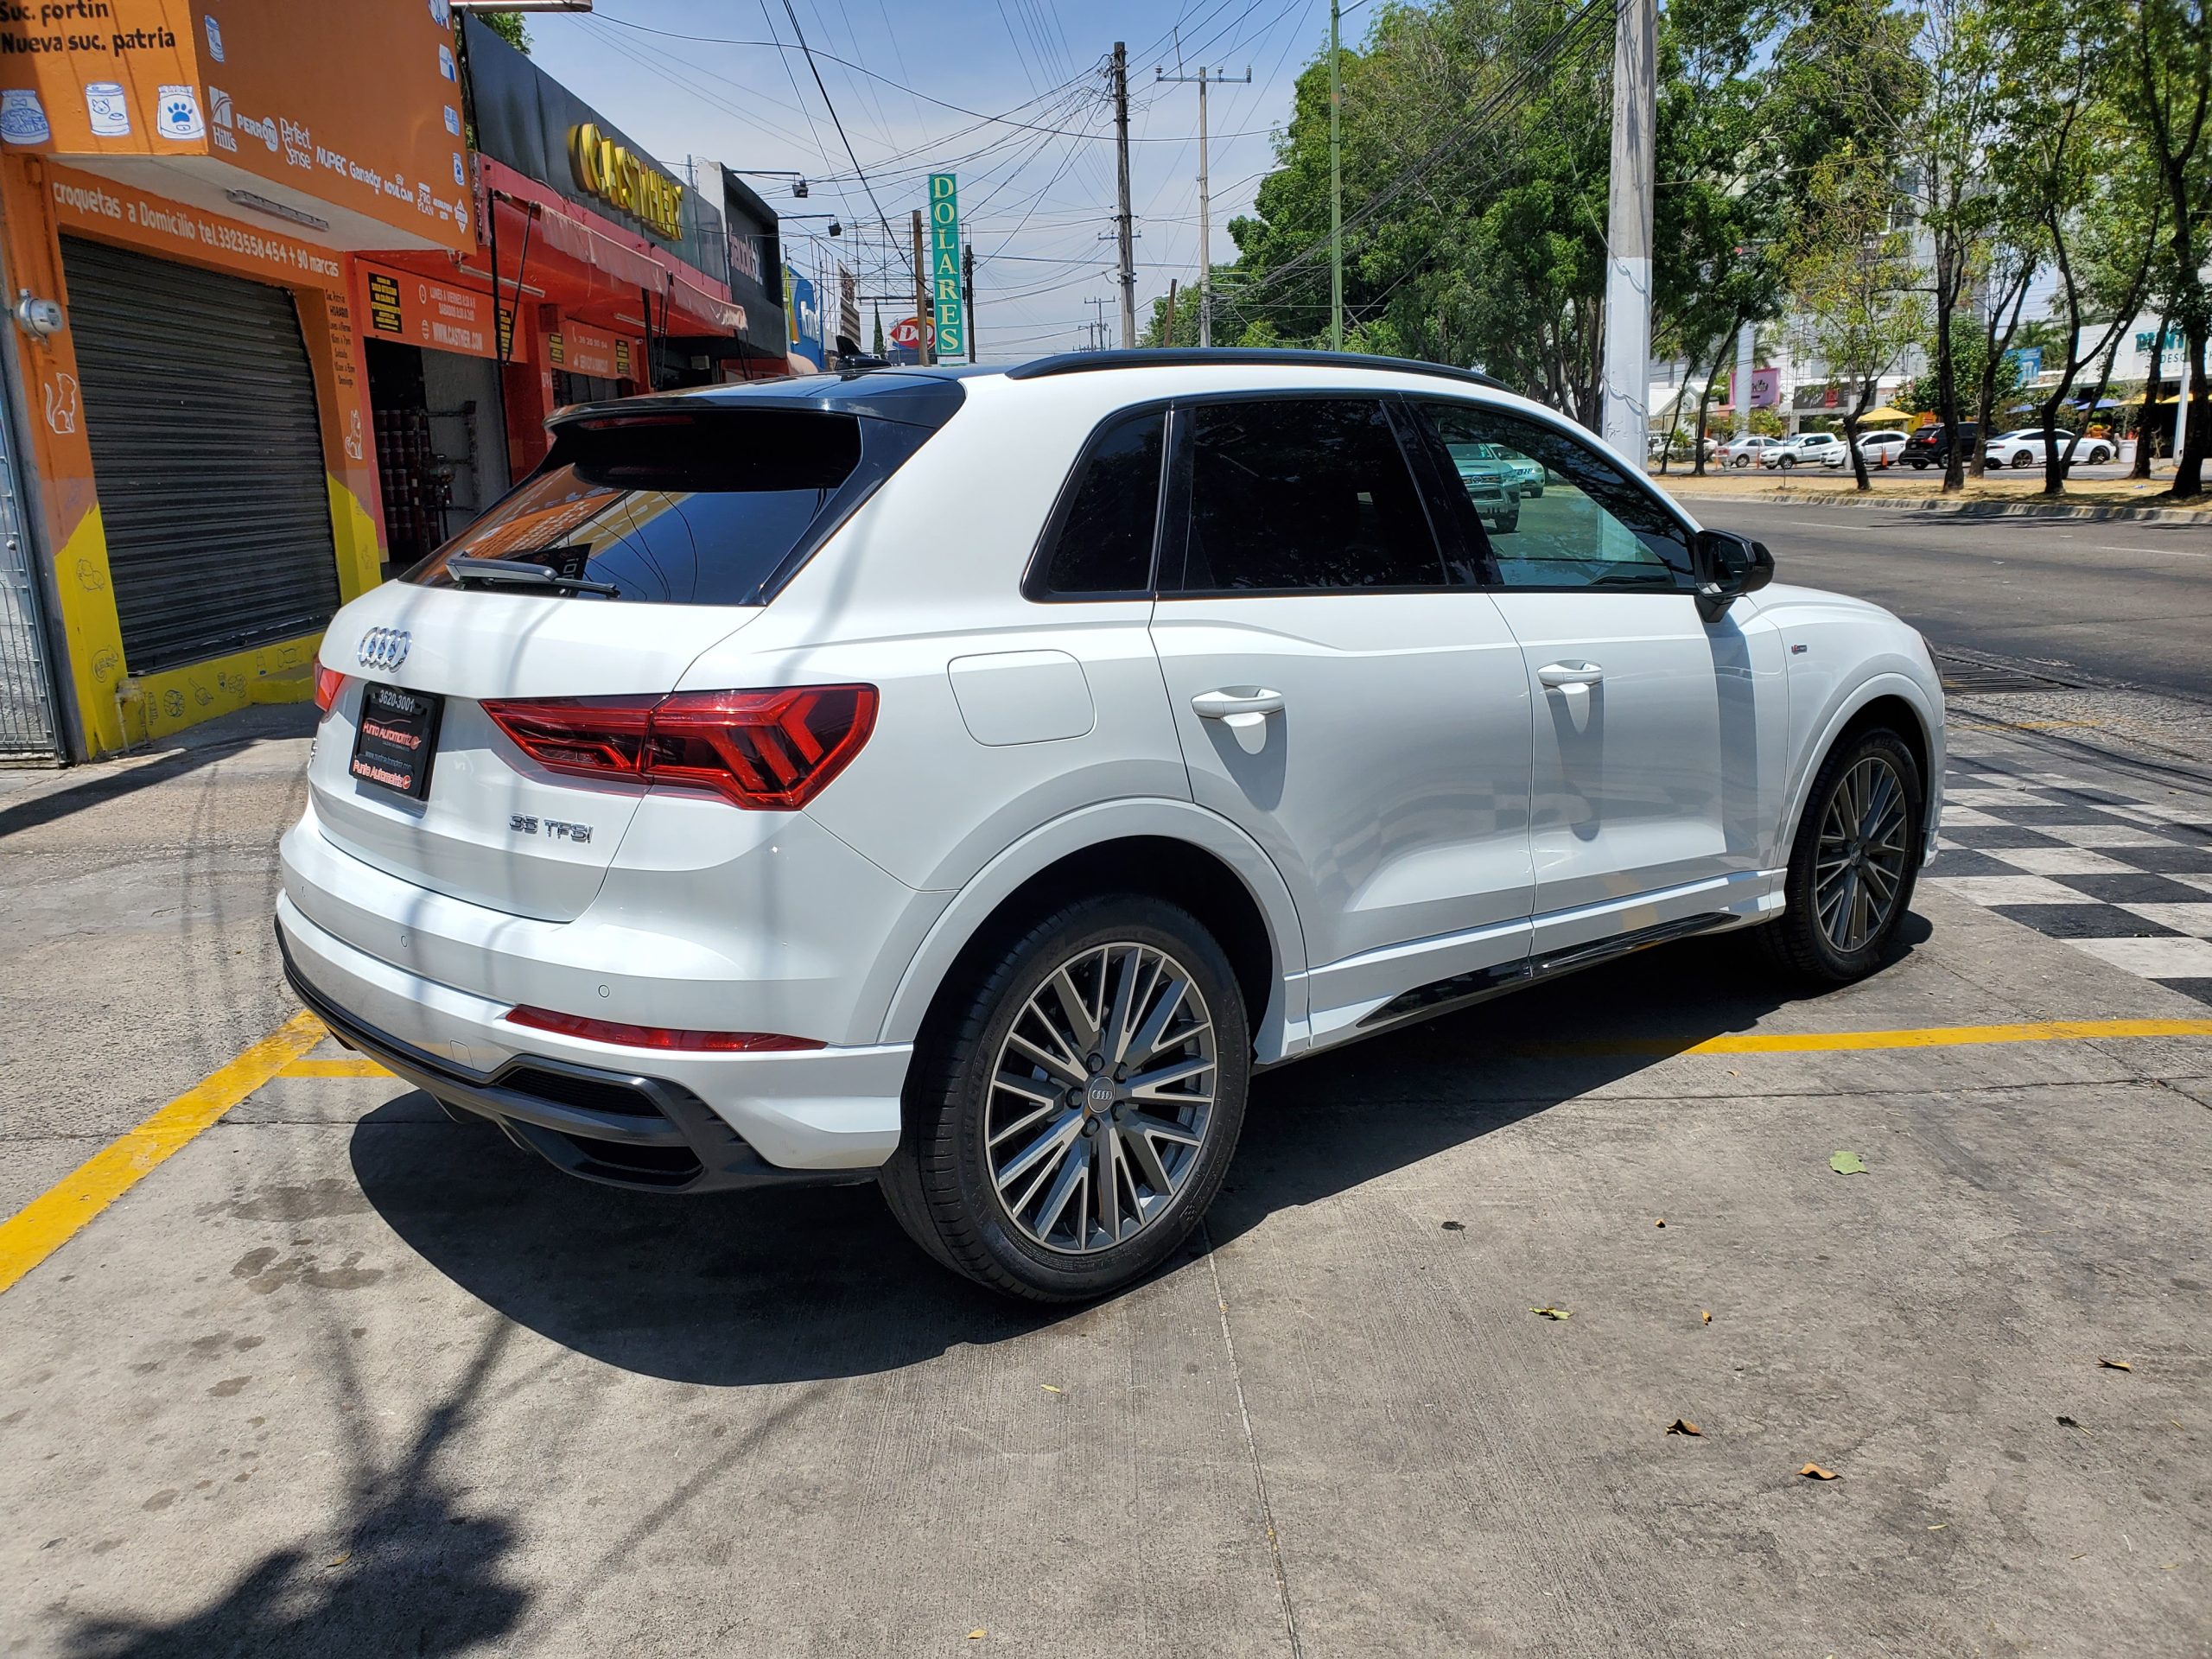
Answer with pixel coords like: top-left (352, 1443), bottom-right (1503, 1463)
top-left (1777, 674), bottom-right (1942, 860)
top-left (878, 801), bottom-right (1306, 1063)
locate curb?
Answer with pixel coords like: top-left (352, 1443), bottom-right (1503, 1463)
top-left (1658, 490), bottom-right (2209, 525)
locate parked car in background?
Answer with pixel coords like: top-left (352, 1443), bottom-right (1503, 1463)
top-left (1442, 439), bottom-right (1523, 532)
top-left (1715, 435), bottom-right (1778, 468)
top-left (1460, 437), bottom-right (1546, 497)
top-left (1854, 430), bottom-right (1909, 466)
top-left (277, 349), bottom-right (1942, 1301)
top-left (1984, 428), bottom-right (2115, 469)
top-left (1762, 433), bottom-right (1848, 470)
top-left (1902, 423), bottom-right (1979, 469)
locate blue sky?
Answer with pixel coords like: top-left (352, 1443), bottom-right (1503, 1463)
top-left (520, 0), bottom-right (1344, 359)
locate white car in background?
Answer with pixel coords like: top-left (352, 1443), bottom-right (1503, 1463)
top-left (1855, 429), bottom-right (1909, 466)
top-left (280, 349), bottom-right (1943, 1302)
top-left (1715, 435), bottom-right (1779, 468)
top-left (1762, 433), bottom-right (1849, 470)
top-left (1984, 428), bottom-right (2115, 469)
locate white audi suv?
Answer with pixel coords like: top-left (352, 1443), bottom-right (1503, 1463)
top-left (279, 350), bottom-right (1943, 1301)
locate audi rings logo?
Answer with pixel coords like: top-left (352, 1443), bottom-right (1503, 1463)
top-left (358, 627), bottom-right (410, 672)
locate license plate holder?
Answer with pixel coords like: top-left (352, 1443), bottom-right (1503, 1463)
top-left (349, 682), bottom-right (444, 802)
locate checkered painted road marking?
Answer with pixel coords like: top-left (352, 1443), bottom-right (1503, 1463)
top-left (1931, 760), bottom-right (2212, 1006)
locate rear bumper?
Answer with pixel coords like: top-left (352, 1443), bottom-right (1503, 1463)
top-left (276, 893), bottom-right (909, 1181)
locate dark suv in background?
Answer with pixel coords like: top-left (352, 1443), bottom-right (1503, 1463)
top-left (1902, 422), bottom-right (1979, 469)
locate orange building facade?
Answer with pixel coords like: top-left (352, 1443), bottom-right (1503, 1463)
top-left (0, 3), bottom-right (752, 760)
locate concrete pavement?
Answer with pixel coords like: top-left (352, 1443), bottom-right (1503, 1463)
top-left (5, 518), bottom-right (2212, 1654)
top-left (3, 734), bottom-right (2211, 1654)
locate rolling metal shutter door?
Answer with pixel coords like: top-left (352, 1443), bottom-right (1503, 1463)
top-left (61, 236), bottom-right (341, 673)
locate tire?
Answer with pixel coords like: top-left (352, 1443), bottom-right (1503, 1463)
top-left (1732, 454), bottom-right (1750, 469)
top-left (1760, 728), bottom-right (1924, 985)
top-left (1496, 512), bottom-right (1519, 534)
top-left (2011, 451), bottom-right (2032, 469)
top-left (879, 893), bottom-right (1250, 1302)
top-left (1778, 454), bottom-right (1796, 471)
top-left (1908, 459), bottom-right (1928, 470)
top-left (2089, 445), bottom-right (2110, 464)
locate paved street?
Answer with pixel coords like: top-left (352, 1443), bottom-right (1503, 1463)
top-left (1697, 499), bottom-right (2212, 701)
top-left (3, 512), bottom-right (2210, 1657)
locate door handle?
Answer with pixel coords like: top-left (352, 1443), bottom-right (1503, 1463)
top-left (1192, 688), bottom-right (1286, 720)
top-left (1536, 662), bottom-right (1604, 689)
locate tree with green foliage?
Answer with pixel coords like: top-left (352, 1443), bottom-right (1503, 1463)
top-left (2114, 0), bottom-right (2209, 498)
top-left (478, 12), bottom-right (530, 54)
top-left (1788, 148), bottom-right (1928, 489)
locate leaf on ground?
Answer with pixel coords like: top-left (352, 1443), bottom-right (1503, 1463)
top-left (1799, 1463), bottom-right (1839, 1480)
top-left (323, 1552), bottom-right (351, 1569)
top-left (1441, 1219), bottom-right (1465, 1231)
top-left (1701, 1309), bottom-right (1713, 1325)
top-left (2099, 1357), bottom-right (2133, 1372)
top-left (968, 1630), bottom-right (987, 1641)
top-left (1666, 1419), bottom-right (1701, 1436)
top-left (1927, 1523), bottom-right (1948, 1531)
top-left (1039, 1384), bottom-right (1062, 1394)
top-left (1829, 1151), bottom-right (1868, 1175)
top-left (1529, 1306), bottom-right (1572, 1320)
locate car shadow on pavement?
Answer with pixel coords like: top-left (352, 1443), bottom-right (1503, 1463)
top-left (351, 922), bottom-right (1927, 1389)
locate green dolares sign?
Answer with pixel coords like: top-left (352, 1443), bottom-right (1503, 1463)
top-left (929, 173), bottom-right (965, 359)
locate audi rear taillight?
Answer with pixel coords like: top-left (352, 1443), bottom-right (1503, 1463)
top-left (504, 1005), bottom-right (824, 1052)
top-left (480, 685), bottom-right (877, 810)
top-left (313, 658), bottom-right (346, 717)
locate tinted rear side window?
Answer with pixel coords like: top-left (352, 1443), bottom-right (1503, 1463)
top-left (1173, 398), bottom-right (1443, 593)
top-left (406, 410), bottom-right (863, 605)
top-left (1030, 408), bottom-right (1166, 597)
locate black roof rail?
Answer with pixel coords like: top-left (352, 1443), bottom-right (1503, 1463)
top-left (1004, 346), bottom-right (1509, 392)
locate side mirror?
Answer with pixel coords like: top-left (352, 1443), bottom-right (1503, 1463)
top-left (1693, 529), bottom-right (1775, 623)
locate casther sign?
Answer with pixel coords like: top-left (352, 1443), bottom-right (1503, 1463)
top-left (461, 15), bottom-right (726, 278)
top-left (569, 122), bottom-right (683, 241)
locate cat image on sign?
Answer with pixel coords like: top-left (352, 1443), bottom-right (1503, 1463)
top-left (43, 374), bottom-right (78, 436)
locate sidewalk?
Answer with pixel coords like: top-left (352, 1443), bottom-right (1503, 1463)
top-left (1653, 464), bottom-right (2212, 520)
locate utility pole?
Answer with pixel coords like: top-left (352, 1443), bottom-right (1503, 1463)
top-left (963, 240), bottom-right (976, 363)
top-left (1164, 277), bottom-right (1179, 346)
top-left (1113, 42), bottom-right (1137, 348)
top-left (1084, 296), bottom-right (1113, 351)
top-left (1158, 60), bottom-right (1249, 347)
top-left (1600, 0), bottom-right (1656, 464)
top-left (1736, 321), bottom-right (1755, 442)
top-left (1329, 0), bottom-right (1343, 352)
top-left (911, 209), bottom-right (932, 365)
top-left (2177, 349), bottom-right (2194, 473)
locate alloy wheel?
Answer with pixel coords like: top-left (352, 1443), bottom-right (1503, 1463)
top-left (984, 941), bottom-right (1217, 1255)
top-left (1813, 754), bottom-right (1912, 953)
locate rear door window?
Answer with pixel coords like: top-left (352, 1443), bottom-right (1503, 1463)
top-left (406, 409), bottom-right (864, 605)
top-left (1168, 397), bottom-right (1446, 593)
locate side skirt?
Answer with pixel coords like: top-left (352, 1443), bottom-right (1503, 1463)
top-left (1300, 911), bottom-right (1743, 1058)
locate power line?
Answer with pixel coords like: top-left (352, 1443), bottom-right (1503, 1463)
top-left (779, 0), bottom-right (913, 283)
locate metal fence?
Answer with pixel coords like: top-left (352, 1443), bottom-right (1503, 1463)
top-left (0, 403), bottom-right (61, 762)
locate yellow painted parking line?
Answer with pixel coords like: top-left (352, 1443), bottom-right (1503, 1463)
top-left (1528, 1018), bottom-right (2212, 1059)
top-left (7, 1011), bottom-right (2206, 1302)
top-left (0, 1011), bottom-right (326, 1298)
top-left (279, 1057), bottom-right (391, 1079)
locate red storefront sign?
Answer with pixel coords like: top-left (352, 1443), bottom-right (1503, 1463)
top-left (547, 320), bottom-right (635, 380)
top-left (356, 260), bottom-right (517, 362)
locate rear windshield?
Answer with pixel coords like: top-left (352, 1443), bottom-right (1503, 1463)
top-left (405, 409), bottom-right (864, 605)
